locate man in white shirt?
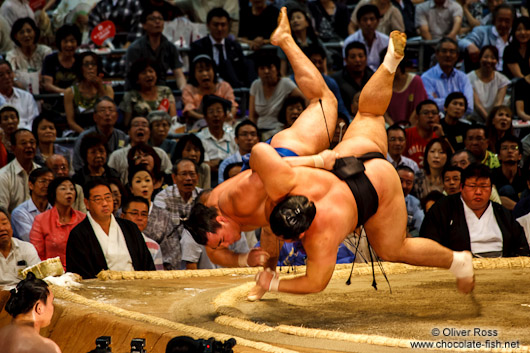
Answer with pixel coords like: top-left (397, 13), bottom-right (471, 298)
top-left (66, 179), bottom-right (155, 278)
top-left (0, 60), bottom-right (38, 130)
top-left (420, 163), bottom-right (529, 257)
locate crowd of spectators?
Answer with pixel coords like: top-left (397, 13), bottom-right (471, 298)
top-left (1, 0), bottom-right (530, 296)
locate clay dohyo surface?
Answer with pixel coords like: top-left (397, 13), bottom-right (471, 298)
top-left (69, 266), bottom-right (530, 352)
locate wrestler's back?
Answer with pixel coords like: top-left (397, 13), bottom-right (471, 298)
top-left (0, 324), bottom-right (61, 353)
top-left (208, 169), bottom-right (271, 230)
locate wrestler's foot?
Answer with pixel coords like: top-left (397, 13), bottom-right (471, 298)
top-left (389, 31), bottom-right (406, 59)
top-left (270, 7), bottom-right (291, 47)
top-left (247, 285), bottom-right (267, 301)
top-left (449, 251), bottom-right (475, 294)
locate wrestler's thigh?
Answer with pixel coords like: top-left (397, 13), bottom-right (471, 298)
top-left (333, 115), bottom-right (388, 156)
top-left (271, 97), bottom-right (337, 156)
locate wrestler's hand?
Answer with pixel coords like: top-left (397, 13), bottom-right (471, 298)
top-left (246, 247), bottom-right (270, 267)
top-left (318, 150), bottom-right (340, 170)
top-left (255, 268), bottom-right (276, 291)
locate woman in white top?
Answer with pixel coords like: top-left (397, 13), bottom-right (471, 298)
top-left (6, 17), bottom-right (51, 94)
top-left (467, 45), bottom-right (510, 123)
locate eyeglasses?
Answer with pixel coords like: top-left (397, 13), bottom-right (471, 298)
top-left (389, 137), bottom-right (405, 142)
top-left (124, 211), bottom-right (149, 218)
top-left (96, 107), bottom-right (117, 114)
top-left (500, 145), bottom-right (519, 151)
top-left (89, 195), bottom-right (113, 204)
top-left (133, 152), bottom-right (151, 161)
top-left (131, 122), bottom-right (149, 128)
top-left (463, 184), bottom-right (491, 191)
top-left (83, 61), bottom-right (97, 68)
top-left (35, 178), bottom-right (53, 185)
top-left (177, 172), bottom-right (197, 178)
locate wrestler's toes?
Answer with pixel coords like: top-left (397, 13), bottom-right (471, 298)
top-left (390, 31), bottom-right (406, 57)
top-left (456, 276), bottom-right (475, 294)
top-left (247, 285), bottom-right (267, 301)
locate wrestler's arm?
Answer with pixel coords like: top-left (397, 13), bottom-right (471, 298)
top-left (206, 246), bottom-right (270, 268)
top-left (282, 149), bottom-right (339, 170)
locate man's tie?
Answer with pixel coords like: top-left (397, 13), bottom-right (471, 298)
top-left (215, 44), bottom-right (225, 67)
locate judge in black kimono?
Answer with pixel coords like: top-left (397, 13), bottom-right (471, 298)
top-left (66, 179), bottom-right (155, 278)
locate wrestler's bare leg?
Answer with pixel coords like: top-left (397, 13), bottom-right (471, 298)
top-left (269, 7), bottom-right (338, 156)
top-left (335, 32), bottom-right (474, 294)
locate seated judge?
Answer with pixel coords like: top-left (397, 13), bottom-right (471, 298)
top-left (66, 179), bottom-right (155, 278)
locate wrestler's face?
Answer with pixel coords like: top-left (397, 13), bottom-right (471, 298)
top-left (387, 129), bottom-right (406, 157)
top-left (206, 217), bottom-right (240, 249)
top-left (443, 170), bottom-right (461, 195)
top-left (461, 176), bottom-right (492, 211)
top-left (398, 169), bottom-right (414, 196)
top-left (38, 292), bottom-right (55, 328)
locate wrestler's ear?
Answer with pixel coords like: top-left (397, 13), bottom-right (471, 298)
top-left (298, 232), bottom-right (306, 240)
top-left (216, 215), bottom-right (226, 224)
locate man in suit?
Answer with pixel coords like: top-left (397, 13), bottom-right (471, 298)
top-left (420, 163), bottom-right (529, 257)
top-left (66, 179), bottom-right (155, 278)
top-left (189, 7), bottom-right (252, 88)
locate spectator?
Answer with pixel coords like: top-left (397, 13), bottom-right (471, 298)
top-left (0, 14), bottom-right (13, 54)
top-left (73, 133), bottom-right (120, 186)
top-left (223, 162), bottom-right (243, 180)
top-left (72, 97), bottom-right (127, 172)
top-left (0, 272), bottom-right (62, 353)
top-left (238, 0), bottom-right (280, 50)
top-left (154, 158), bottom-right (202, 227)
top-left (404, 99), bottom-right (442, 167)
top-left (278, 8), bottom-right (323, 76)
top-left (514, 71), bottom-right (530, 121)
top-left (45, 154), bottom-right (87, 214)
top-left (0, 60), bottom-right (38, 130)
top-left (66, 179), bottom-right (155, 278)
top-left (11, 168), bottom-right (52, 241)
top-left (420, 163), bottom-right (530, 257)
top-left (0, 208), bottom-right (40, 288)
top-left (487, 105), bottom-right (513, 154)
top-left (479, 0), bottom-right (504, 26)
top-left (491, 134), bottom-right (526, 209)
top-left (120, 58), bottom-right (177, 127)
top-left (451, 148), bottom-right (476, 169)
top-left (190, 7), bottom-right (252, 88)
top-left (467, 45), bottom-right (510, 122)
top-left (32, 112), bottom-right (72, 167)
top-left (464, 124), bottom-right (500, 169)
top-left (41, 24), bottom-right (81, 94)
top-left (308, 0), bottom-right (349, 42)
top-left (108, 177), bottom-right (126, 215)
top-left (0, 104), bottom-right (19, 154)
top-left (331, 41), bottom-right (373, 116)
top-left (414, 137), bottom-right (452, 199)
top-left (182, 54), bottom-right (237, 128)
top-left (0, 129), bottom-right (39, 213)
top-left (440, 92), bottom-right (469, 151)
top-left (197, 95), bottom-right (238, 184)
top-left (218, 119), bottom-right (260, 184)
top-left (343, 4), bottom-right (389, 72)
top-left (63, 52), bottom-right (114, 134)
top-left (6, 17), bottom-right (51, 94)
top-left (0, 0), bottom-right (35, 28)
top-left (88, 0), bottom-right (143, 48)
top-left (148, 110), bottom-right (177, 162)
top-left (107, 115), bottom-right (172, 185)
top-left (29, 176), bottom-right (85, 270)
top-left (443, 165), bottom-right (463, 195)
top-left (388, 124), bottom-right (420, 173)
top-left (124, 8), bottom-right (186, 91)
top-left (386, 52), bottom-right (428, 125)
top-left (348, 0), bottom-right (405, 35)
top-left (127, 143), bottom-right (172, 198)
top-left (174, 134), bottom-right (211, 189)
top-left (393, 0), bottom-right (416, 38)
top-left (127, 165), bottom-right (181, 270)
top-left (415, 0), bottom-right (463, 40)
top-left (249, 52), bottom-right (303, 139)
top-left (277, 95), bottom-right (306, 130)
top-left (304, 45), bottom-right (351, 120)
top-left (397, 165), bottom-right (424, 237)
top-left (503, 16), bottom-right (530, 79)
top-left (459, 4), bottom-right (514, 71)
top-left (421, 38), bottom-right (474, 115)
top-left (120, 196), bottom-right (164, 271)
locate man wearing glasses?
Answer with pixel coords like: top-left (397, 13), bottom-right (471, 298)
top-left (66, 179), bottom-right (155, 278)
top-left (420, 163), bottom-right (529, 257)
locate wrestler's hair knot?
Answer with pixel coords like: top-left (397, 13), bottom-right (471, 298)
top-left (270, 195), bottom-right (316, 240)
top-left (5, 272), bottom-right (50, 318)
